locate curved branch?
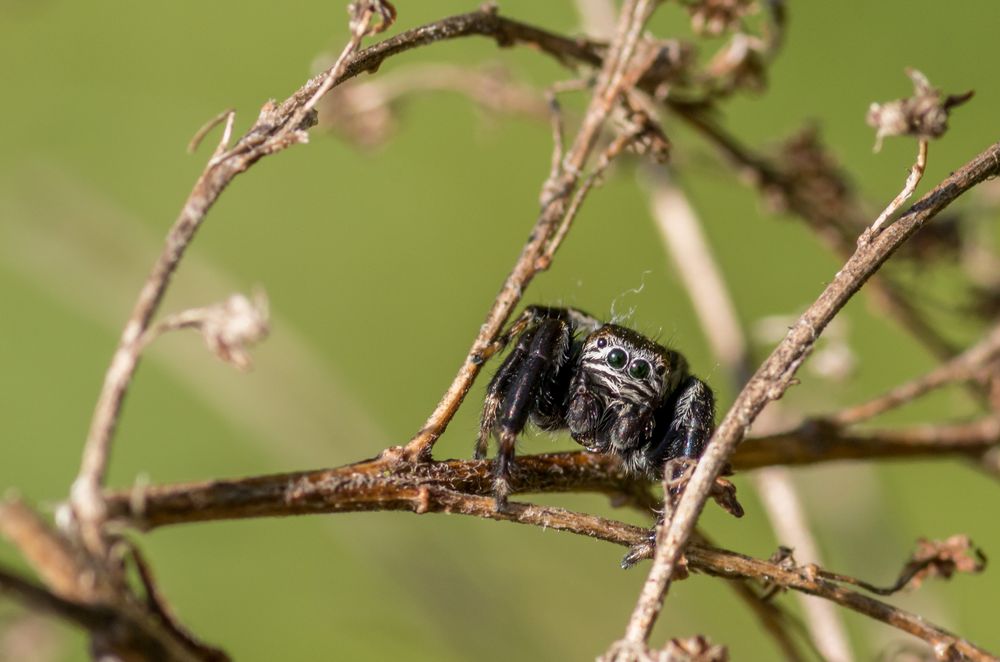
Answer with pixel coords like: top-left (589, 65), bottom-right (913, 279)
top-left (100, 460), bottom-right (994, 660)
top-left (70, 6), bottom-right (617, 553)
top-left (622, 138), bottom-right (1000, 645)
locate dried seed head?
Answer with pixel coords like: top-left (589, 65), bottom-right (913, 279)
top-left (866, 68), bottom-right (973, 151)
top-left (200, 292), bottom-right (270, 370)
top-left (902, 534), bottom-right (986, 590)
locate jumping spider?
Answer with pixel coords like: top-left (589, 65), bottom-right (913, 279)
top-left (477, 305), bottom-right (715, 509)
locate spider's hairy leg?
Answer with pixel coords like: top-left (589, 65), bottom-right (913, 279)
top-left (477, 305), bottom-right (597, 459)
top-left (476, 305), bottom-right (573, 365)
top-left (477, 334), bottom-right (532, 460)
top-left (622, 377), bottom-right (719, 569)
top-left (663, 376), bottom-right (715, 461)
top-left (489, 318), bottom-right (572, 510)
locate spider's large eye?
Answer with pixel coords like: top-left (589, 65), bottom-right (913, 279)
top-left (629, 360), bottom-right (650, 380)
top-left (606, 348), bottom-right (628, 369)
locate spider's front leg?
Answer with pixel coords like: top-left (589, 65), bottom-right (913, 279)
top-left (660, 375), bottom-right (716, 464)
top-left (477, 308), bottom-right (579, 510)
top-left (622, 376), bottom-right (725, 569)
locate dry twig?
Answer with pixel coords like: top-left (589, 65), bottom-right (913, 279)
top-left (2, 3), bottom-right (995, 660)
top-left (864, 139), bottom-right (929, 241)
top-left (403, 0), bottom-right (661, 461)
top-left (69, 2), bottom-right (387, 558)
top-left (94, 457), bottom-right (995, 661)
top-left (618, 139), bottom-right (1000, 649)
top-left (645, 171), bottom-right (851, 661)
top-left (830, 321), bottom-right (1000, 426)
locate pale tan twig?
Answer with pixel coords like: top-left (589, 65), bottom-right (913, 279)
top-left (69, 5), bottom-right (384, 559)
top-left (618, 139), bottom-right (1000, 648)
top-left (830, 321), bottom-right (1000, 426)
top-left (645, 170), bottom-right (751, 380)
top-left (403, 0), bottom-right (661, 460)
top-left (645, 171), bottom-right (852, 661)
top-left (753, 469), bottom-right (853, 662)
top-left (537, 130), bottom-right (637, 271)
top-left (863, 139), bottom-right (929, 241)
top-left (671, 110), bottom-right (961, 363)
top-left (186, 108), bottom-right (236, 155)
top-left (573, 0), bottom-right (617, 40)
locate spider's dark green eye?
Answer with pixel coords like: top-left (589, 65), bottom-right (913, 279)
top-left (606, 348), bottom-right (628, 369)
top-left (629, 360), bottom-right (650, 380)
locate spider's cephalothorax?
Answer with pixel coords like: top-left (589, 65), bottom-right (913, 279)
top-left (477, 305), bottom-right (715, 509)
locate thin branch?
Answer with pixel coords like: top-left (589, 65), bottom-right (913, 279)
top-left (95, 462), bottom-right (996, 660)
top-left (0, 498), bottom-right (115, 605)
top-left (0, 498), bottom-right (225, 661)
top-left (671, 110), bottom-right (961, 362)
top-left (403, 0), bottom-right (660, 460)
top-left (66, 2), bottom-right (626, 554)
top-left (186, 108), bottom-right (236, 155)
top-left (70, 3), bottom-right (387, 557)
top-left (830, 321), bottom-right (1000, 426)
top-left (863, 138), bottom-right (929, 240)
top-left (645, 171), bottom-right (851, 662)
top-left (100, 411), bottom-right (1000, 530)
top-left (536, 127), bottom-right (640, 271)
top-left (738, 416), bottom-right (1000, 467)
top-left (619, 139), bottom-right (1000, 647)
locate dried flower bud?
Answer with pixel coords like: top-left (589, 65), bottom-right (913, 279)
top-left (901, 535), bottom-right (986, 590)
top-left (686, 0), bottom-right (755, 36)
top-left (199, 292), bottom-right (270, 370)
top-left (866, 68), bottom-right (973, 151)
top-left (349, 0), bottom-right (396, 35)
top-left (626, 109), bottom-right (672, 163)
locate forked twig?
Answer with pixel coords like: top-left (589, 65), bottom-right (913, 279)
top-left (830, 321), bottom-right (1000, 426)
top-left (645, 171), bottom-right (851, 661)
top-left (5, 3), bottom-right (995, 660)
top-left (619, 139), bottom-right (1000, 648)
top-left (862, 138), bottom-right (929, 241)
top-left (93, 458), bottom-right (995, 661)
top-left (403, 0), bottom-right (661, 460)
top-left (69, 4), bottom-right (385, 558)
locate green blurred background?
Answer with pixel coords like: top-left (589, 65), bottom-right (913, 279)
top-left (2, 1), bottom-right (999, 659)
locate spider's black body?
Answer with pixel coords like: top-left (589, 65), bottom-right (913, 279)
top-left (477, 305), bottom-right (715, 508)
